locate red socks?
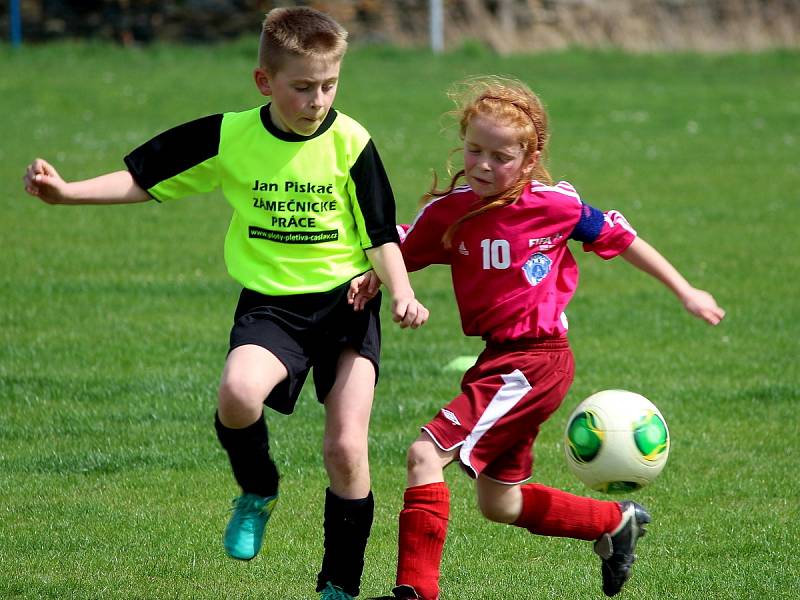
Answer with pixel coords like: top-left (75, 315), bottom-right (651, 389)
top-left (513, 483), bottom-right (622, 540)
top-left (396, 482), bottom-right (450, 600)
top-left (395, 482), bottom-right (620, 598)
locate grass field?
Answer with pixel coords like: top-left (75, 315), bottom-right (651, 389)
top-left (1, 40), bottom-right (798, 599)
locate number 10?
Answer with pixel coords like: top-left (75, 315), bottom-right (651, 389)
top-left (480, 239), bottom-right (511, 269)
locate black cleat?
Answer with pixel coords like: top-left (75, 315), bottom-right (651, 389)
top-left (593, 501), bottom-right (651, 597)
top-left (368, 585), bottom-right (421, 599)
top-left (392, 585), bottom-right (421, 599)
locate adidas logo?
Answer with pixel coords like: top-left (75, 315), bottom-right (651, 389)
top-left (458, 241), bottom-right (469, 255)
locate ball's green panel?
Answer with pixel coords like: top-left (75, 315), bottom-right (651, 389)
top-left (633, 411), bottom-right (669, 460)
top-left (566, 411), bottom-right (604, 463)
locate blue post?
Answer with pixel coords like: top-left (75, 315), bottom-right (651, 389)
top-left (10, 0), bottom-right (22, 47)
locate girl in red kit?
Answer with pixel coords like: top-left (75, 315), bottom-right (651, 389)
top-left (361, 76), bottom-right (725, 599)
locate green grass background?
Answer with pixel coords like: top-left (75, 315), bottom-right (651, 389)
top-left (1, 40), bottom-right (798, 598)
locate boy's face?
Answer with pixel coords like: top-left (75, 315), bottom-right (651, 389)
top-left (255, 55), bottom-right (341, 136)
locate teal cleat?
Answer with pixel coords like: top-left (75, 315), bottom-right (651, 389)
top-left (319, 581), bottom-right (355, 600)
top-left (223, 493), bottom-right (278, 561)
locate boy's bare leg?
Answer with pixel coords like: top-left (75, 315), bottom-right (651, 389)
top-left (216, 344), bottom-right (287, 560)
top-left (317, 348), bottom-right (376, 596)
top-left (323, 348), bottom-right (374, 497)
top-left (218, 344), bottom-right (287, 428)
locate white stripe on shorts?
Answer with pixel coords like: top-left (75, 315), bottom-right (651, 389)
top-left (459, 369), bottom-right (532, 476)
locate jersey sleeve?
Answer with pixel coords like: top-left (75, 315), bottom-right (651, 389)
top-left (348, 139), bottom-right (400, 249)
top-left (124, 114), bottom-right (223, 202)
top-left (570, 202), bottom-right (637, 259)
top-left (399, 199), bottom-right (450, 272)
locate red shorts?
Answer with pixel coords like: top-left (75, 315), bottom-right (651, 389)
top-left (423, 337), bottom-right (574, 484)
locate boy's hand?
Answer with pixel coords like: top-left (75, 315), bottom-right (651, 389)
top-left (348, 271), bottom-right (382, 311)
top-left (23, 158), bottom-right (69, 204)
top-left (391, 294), bottom-right (429, 329)
top-left (681, 287), bottom-right (726, 325)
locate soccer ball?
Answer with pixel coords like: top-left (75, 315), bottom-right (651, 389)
top-left (564, 390), bottom-right (670, 493)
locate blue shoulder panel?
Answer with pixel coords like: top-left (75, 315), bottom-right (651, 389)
top-left (570, 203), bottom-right (605, 243)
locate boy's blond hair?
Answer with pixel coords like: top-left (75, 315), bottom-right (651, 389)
top-left (258, 7), bottom-right (348, 73)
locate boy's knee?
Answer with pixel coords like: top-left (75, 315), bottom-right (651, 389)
top-left (324, 436), bottom-right (366, 473)
top-left (218, 376), bottom-right (269, 424)
top-left (219, 374), bottom-right (259, 402)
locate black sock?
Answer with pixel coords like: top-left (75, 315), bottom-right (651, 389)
top-left (316, 488), bottom-right (374, 597)
top-left (214, 411), bottom-right (279, 498)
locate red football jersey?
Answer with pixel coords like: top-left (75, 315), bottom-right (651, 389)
top-left (400, 181), bottom-right (636, 342)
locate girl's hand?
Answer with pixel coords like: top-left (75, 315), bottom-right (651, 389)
top-left (23, 158), bottom-right (70, 204)
top-left (348, 270), bottom-right (382, 311)
top-left (681, 287), bottom-right (726, 325)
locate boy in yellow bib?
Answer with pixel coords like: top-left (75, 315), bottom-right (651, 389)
top-left (23, 7), bottom-right (428, 599)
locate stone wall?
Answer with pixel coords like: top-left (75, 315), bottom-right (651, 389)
top-left (3, 0), bottom-right (798, 51)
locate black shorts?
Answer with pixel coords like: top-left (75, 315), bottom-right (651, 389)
top-left (229, 282), bottom-right (382, 415)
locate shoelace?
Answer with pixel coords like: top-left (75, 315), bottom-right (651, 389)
top-left (228, 499), bottom-right (265, 531)
top-left (321, 582), bottom-right (352, 600)
top-left (231, 496), bottom-right (268, 514)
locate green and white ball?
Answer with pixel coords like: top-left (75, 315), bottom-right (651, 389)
top-left (564, 390), bottom-right (670, 493)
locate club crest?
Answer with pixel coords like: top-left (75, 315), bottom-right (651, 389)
top-left (522, 252), bottom-right (552, 286)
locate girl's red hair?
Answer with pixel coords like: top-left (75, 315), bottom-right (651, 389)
top-left (425, 76), bottom-right (552, 248)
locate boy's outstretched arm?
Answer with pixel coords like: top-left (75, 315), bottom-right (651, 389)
top-left (621, 237), bottom-right (726, 325)
top-left (24, 158), bottom-right (150, 205)
top-left (365, 243), bottom-right (429, 329)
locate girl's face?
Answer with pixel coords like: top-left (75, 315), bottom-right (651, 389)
top-left (463, 114), bottom-right (535, 199)
top-left (255, 54), bottom-right (340, 136)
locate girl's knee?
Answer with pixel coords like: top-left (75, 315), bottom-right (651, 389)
top-left (476, 480), bottom-right (522, 524)
top-left (478, 497), bottom-right (516, 523)
top-left (406, 440), bottom-right (435, 470)
top-left (405, 439), bottom-right (450, 483)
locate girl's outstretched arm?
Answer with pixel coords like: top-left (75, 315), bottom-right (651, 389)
top-left (621, 237), bottom-right (726, 325)
top-left (24, 158), bottom-right (149, 205)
